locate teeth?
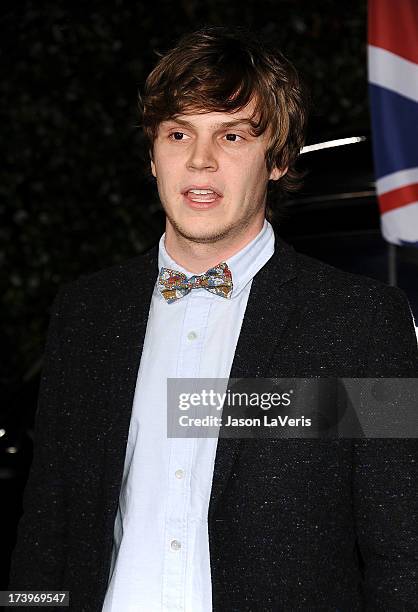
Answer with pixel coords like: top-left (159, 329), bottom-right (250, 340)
top-left (188, 189), bottom-right (215, 194)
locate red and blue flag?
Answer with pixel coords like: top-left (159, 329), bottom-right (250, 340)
top-left (368, 0), bottom-right (418, 246)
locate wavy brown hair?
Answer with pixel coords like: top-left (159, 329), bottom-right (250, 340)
top-left (138, 26), bottom-right (309, 219)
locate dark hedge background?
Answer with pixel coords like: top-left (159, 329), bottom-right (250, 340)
top-left (2, 1), bottom-right (368, 405)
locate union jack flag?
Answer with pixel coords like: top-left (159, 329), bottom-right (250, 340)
top-left (368, 0), bottom-right (418, 246)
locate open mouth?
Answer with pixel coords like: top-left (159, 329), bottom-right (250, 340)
top-left (186, 189), bottom-right (219, 202)
top-left (181, 186), bottom-right (223, 207)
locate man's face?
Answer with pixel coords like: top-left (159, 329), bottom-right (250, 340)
top-left (150, 98), bottom-right (286, 245)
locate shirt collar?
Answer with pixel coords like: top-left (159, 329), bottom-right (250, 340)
top-left (157, 219), bottom-right (275, 300)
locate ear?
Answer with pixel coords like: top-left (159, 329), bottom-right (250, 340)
top-left (269, 166), bottom-right (288, 181)
top-left (150, 156), bottom-right (156, 178)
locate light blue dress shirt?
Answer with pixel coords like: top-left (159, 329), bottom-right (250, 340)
top-left (102, 219), bottom-right (275, 612)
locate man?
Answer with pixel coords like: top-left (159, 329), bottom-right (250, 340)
top-left (9, 26), bottom-right (418, 611)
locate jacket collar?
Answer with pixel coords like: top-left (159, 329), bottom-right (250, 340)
top-left (140, 231), bottom-right (297, 301)
top-left (208, 234), bottom-right (299, 519)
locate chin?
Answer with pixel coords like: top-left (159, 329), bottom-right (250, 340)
top-left (171, 218), bottom-right (235, 244)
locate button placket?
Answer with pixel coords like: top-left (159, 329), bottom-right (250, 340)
top-left (162, 294), bottom-right (210, 610)
top-left (177, 293), bottom-right (211, 379)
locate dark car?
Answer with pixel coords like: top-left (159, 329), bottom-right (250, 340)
top-left (276, 130), bottom-right (418, 321)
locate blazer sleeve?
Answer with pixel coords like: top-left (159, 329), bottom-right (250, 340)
top-left (352, 286), bottom-right (418, 610)
top-left (8, 287), bottom-right (69, 591)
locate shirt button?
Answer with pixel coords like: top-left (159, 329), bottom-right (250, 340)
top-left (170, 539), bottom-right (181, 551)
top-left (187, 331), bottom-right (197, 340)
top-left (175, 469), bottom-right (184, 479)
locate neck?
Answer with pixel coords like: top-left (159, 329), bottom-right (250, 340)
top-left (164, 218), bottom-right (266, 274)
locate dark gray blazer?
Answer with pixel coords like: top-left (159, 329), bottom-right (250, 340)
top-left (9, 236), bottom-right (418, 611)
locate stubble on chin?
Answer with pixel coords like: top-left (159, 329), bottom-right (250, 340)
top-left (166, 213), bottom-right (251, 245)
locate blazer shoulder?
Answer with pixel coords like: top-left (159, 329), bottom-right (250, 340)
top-left (293, 248), bottom-right (412, 310)
top-left (289, 249), bottom-right (417, 373)
top-left (58, 244), bottom-right (159, 305)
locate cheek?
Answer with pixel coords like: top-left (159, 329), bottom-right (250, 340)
top-left (156, 159), bottom-right (181, 191)
top-left (244, 162), bottom-right (268, 194)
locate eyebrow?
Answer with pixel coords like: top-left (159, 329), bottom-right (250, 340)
top-left (163, 117), bottom-right (255, 130)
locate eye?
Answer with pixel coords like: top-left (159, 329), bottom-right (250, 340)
top-left (224, 133), bottom-right (243, 142)
top-left (168, 131), bottom-right (188, 141)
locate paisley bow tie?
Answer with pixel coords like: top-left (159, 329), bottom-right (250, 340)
top-left (158, 262), bottom-right (233, 303)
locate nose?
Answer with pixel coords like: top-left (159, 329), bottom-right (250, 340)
top-left (186, 137), bottom-right (218, 172)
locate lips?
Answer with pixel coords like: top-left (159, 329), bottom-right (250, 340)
top-left (181, 185), bottom-right (223, 197)
top-left (182, 185), bottom-right (223, 209)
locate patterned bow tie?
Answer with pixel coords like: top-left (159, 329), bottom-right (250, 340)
top-left (158, 262), bottom-right (233, 303)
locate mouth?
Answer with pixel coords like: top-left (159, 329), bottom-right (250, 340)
top-left (181, 185), bottom-right (223, 209)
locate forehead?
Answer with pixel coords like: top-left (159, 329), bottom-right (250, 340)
top-left (161, 98), bottom-right (260, 130)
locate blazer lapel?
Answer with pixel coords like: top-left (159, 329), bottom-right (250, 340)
top-left (208, 235), bottom-right (299, 520)
top-left (101, 245), bottom-right (159, 583)
top-left (104, 245), bottom-right (159, 437)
